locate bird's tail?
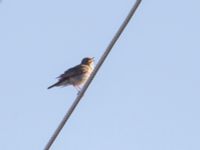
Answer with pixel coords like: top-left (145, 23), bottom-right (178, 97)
top-left (47, 82), bottom-right (59, 89)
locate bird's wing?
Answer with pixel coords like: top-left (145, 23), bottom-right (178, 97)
top-left (58, 65), bottom-right (88, 79)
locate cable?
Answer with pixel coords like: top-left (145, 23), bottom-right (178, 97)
top-left (44, 0), bottom-right (142, 149)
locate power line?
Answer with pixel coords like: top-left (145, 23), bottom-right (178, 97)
top-left (44, 0), bottom-right (142, 149)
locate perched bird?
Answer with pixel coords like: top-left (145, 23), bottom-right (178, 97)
top-left (48, 57), bottom-right (94, 91)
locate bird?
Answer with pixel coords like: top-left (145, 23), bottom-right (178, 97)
top-left (47, 57), bottom-right (94, 91)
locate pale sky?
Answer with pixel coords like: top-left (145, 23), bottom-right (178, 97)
top-left (0, 0), bottom-right (200, 150)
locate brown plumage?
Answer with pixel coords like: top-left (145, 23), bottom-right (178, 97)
top-left (48, 57), bottom-right (94, 91)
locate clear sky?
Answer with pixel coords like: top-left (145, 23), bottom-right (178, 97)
top-left (0, 0), bottom-right (200, 150)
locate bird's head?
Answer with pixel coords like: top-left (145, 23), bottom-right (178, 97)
top-left (81, 57), bottom-right (94, 66)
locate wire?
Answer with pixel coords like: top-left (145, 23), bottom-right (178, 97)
top-left (44, 0), bottom-right (142, 149)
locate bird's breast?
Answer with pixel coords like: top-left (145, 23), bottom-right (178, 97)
top-left (70, 70), bottom-right (93, 86)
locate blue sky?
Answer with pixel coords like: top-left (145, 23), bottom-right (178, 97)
top-left (0, 0), bottom-right (200, 150)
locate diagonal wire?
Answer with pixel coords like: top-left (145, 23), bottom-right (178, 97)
top-left (44, 0), bottom-right (142, 149)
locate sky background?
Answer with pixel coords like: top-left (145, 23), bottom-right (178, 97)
top-left (0, 0), bottom-right (200, 150)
